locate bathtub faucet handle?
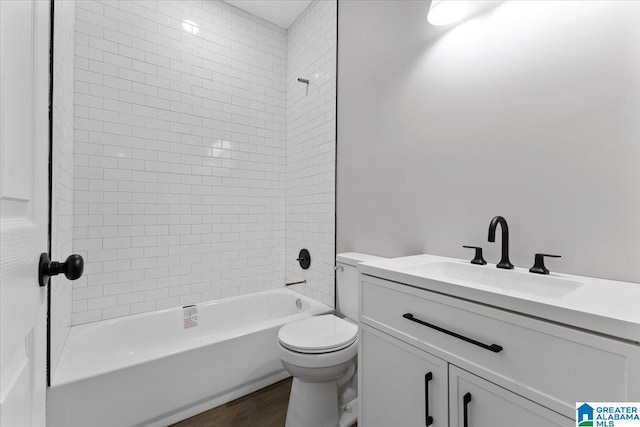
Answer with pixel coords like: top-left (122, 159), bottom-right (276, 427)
top-left (297, 249), bottom-right (311, 270)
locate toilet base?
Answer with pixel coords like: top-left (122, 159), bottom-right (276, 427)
top-left (339, 398), bottom-right (357, 427)
top-left (284, 381), bottom-right (358, 427)
top-left (286, 378), bottom-right (340, 427)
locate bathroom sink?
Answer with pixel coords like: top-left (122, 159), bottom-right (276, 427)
top-left (402, 261), bottom-right (582, 298)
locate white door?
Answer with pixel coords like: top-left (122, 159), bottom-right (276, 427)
top-left (0, 0), bottom-right (51, 426)
top-left (449, 366), bottom-right (572, 427)
top-left (359, 325), bottom-right (448, 427)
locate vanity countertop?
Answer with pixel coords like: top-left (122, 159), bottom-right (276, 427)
top-left (358, 254), bottom-right (640, 343)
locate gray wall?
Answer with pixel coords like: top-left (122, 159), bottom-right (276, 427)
top-left (337, 0), bottom-right (640, 283)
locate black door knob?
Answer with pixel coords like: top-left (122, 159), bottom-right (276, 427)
top-left (38, 253), bottom-right (84, 286)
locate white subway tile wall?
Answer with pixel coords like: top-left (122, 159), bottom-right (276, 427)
top-left (51, 0), bottom-right (76, 373)
top-left (285, 0), bottom-right (337, 306)
top-left (72, 0), bottom-right (291, 324)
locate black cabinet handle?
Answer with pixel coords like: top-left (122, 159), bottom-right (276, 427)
top-left (403, 313), bottom-right (503, 353)
top-left (463, 392), bottom-right (472, 427)
top-left (424, 372), bottom-right (433, 426)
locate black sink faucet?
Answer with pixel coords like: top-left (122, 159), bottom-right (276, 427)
top-left (488, 216), bottom-right (514, 269)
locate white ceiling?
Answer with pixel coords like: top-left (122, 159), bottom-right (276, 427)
top-left (224, 0), bottom-right (313, 29)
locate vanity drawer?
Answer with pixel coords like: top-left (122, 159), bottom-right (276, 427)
top-left (360, 275), bottom-right (640, 419)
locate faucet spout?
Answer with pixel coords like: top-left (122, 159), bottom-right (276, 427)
top-left (488, 216), bottom-right (514, 269)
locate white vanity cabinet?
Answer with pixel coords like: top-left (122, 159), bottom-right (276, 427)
top-left (359, 324), bottom-right (568, 427)
top-left (358, 274), bottom-right (640, 426)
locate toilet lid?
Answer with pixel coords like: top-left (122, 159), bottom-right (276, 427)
top-left (278, 315), bottom-right (358, 354)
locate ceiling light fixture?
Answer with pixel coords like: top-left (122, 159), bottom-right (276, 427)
top-left (427, 0), bottom-right (471, 26)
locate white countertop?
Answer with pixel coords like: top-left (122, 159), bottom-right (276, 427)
top-left (358, 254), bottom-right (640, 343)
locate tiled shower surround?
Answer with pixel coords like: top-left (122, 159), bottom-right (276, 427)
top-left (285, 0), bottom-right (337, 306)
top-left (70, 0), bottom-right (336, 324)
top-left (52, 0), bottom-right (76, 372)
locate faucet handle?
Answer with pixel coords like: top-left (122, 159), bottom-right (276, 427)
top-left (463, 246), bottom-right (487, 265)
top-left (529, 253), bottom-right (561, 275)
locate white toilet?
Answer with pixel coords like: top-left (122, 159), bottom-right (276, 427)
top-left (278, 253), bottom-right (384, 427)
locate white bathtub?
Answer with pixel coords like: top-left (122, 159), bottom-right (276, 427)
top-left (47, 288), bottom-right (332, 427)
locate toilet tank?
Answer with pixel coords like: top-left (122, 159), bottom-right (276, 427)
top-left (336, 253), bottom-right (386, 321)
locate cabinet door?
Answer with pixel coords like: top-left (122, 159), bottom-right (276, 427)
top-left (359, 325), bottom-right (448, 427)
top-left (449, 366), bottom-right (572, 427)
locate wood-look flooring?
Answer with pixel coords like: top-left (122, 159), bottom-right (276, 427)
top-left (172, 378), bottom-right (357, 427)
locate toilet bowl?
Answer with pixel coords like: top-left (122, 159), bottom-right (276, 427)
top-left (278, 252), bottom-right (386, 427)
top-left (278, 314), bottom-right (358, 427)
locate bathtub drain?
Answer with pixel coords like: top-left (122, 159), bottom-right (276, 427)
top-left (296, 299), bottom-right (302, 310)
